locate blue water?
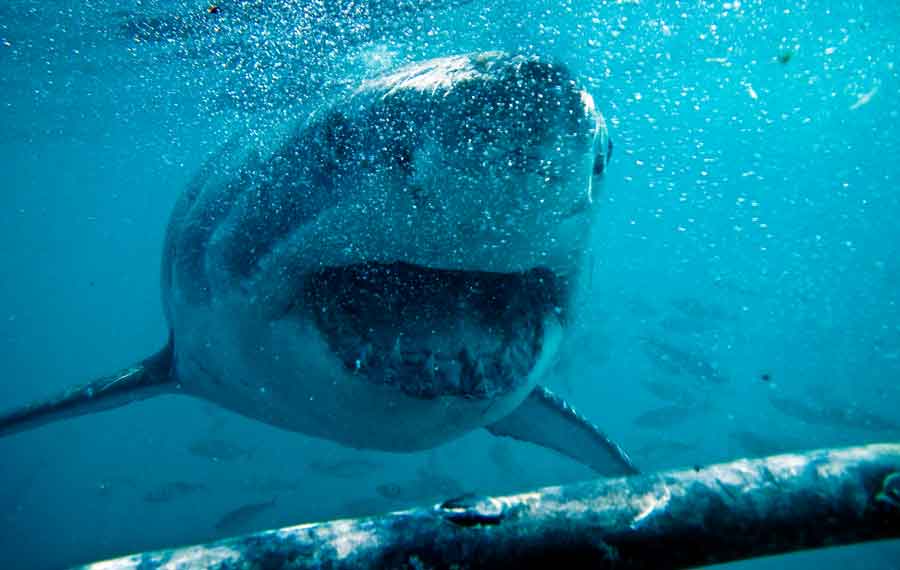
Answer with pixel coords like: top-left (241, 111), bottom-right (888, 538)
top-left (1, 0), bottom-right (898, 568)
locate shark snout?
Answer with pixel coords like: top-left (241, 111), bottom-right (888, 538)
top-left (387, 56), bottom-right (606, 273)
top-left (251, 53), bottom-right (609, 280)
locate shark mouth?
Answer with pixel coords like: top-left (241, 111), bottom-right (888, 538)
top-left (301, 262), bottom-right (568, 400)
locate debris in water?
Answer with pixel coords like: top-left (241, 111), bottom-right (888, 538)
top-left (850, 86), bottom-right (878, 110)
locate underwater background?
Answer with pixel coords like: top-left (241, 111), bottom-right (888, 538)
top-left (1, 0), bottom-right (898, 568)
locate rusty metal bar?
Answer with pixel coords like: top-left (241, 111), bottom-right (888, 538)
top-left (79, 443), bottom-right (900, 570)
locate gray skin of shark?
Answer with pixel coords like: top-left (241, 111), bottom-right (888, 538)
top-left (0, 52), bottom-right (636, 476)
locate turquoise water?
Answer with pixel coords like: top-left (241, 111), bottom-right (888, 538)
top-left (1, 0), bottom-right (898, 568)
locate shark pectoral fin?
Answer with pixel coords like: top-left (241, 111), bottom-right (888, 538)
top-left (486, 385), bottom-right (639, 476)
top-left (0, 338), bottom-right (176, 438)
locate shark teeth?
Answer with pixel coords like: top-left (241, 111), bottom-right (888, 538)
top-left (335, 335), bottom-right (539, 400)
top-left (306, 262), bottom-right (563, 400)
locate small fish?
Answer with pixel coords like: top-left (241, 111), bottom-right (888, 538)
top-left (117, 14), bottom-right (202, 43)
top-left (239, 476), bottom-right (303, 494)
top-left (143, 481), bottom-right (206, 503)
top-left (375, 469), bottom-right (464, 506)
top-left (188, 438), bottom-right (255, 462)
top-left (768, 393), bottom-right (900, 433)
top-left (639, 377), bottom-right (703, 406)
top-left (95, 476), bottom-right (137, 497)
top-left (729, 430), bottom-right (792, 458)
top-left (659, 315), bottom-right (715, 335)
top-left (640, 337), bottom-right (728, 384)
top-left (306, 457), bottom-right (381, 479)
top-left (633, 405), bottom-right (695, 429)
top-left (669, 298), bottom-right (731, 322)
top-left (214, 498), bottom-right (277, 533)
top-left (634, 439), bottom-right (695, 458)
top-left (374, 482), bottom-right (405, 500)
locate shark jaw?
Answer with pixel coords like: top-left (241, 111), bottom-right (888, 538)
top-left (301, 262), bottom-right (569, 400)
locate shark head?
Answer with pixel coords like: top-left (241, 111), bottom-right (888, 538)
top-left (294, 53), bottom-right (610, 400)
top-left (164, 52), bottom-right (612, 450)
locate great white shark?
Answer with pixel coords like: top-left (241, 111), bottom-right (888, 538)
top-left (0, 52), bottom-right (636, 476)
